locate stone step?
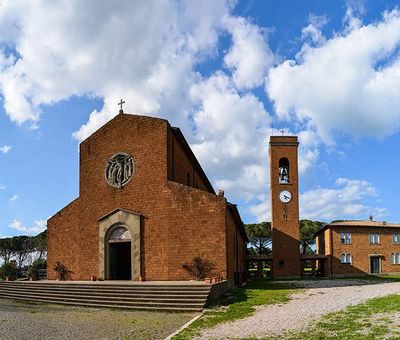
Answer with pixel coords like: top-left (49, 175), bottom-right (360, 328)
top-left (0, 292), bottom-right (205, 307)
top-left (0, 287), bottom-right (208, 299)
top-left (0, 288), bottom-right (207, 302)
top-left (0, 296), bottom-right (203, 312)
top-left (0, 285), bottom-right (209, 296)
top-left (0, 282), bottom-right (210, 291)
top-left (0, 281), bottom-right (211, 311)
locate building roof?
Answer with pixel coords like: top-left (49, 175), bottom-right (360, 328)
top-left (227, 202), bottom-right (249, 243)
top-left (329, 220), bottom-right (400, 227)
top-left (170, 126), bottom-right (215, 194)
top-left (314, 220), bottom-right (400, 237)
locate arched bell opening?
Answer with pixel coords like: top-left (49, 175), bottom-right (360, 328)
top-left (279, 157), bottom-right (290, 184)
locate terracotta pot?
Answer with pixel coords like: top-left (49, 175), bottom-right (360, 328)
top-left (90, 275), bottom-right (96, 281)
top-left (204, 277), bottom-right (212, 284)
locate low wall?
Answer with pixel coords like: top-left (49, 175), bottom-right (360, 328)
top-left (206, 280), bottom-right (229, 306)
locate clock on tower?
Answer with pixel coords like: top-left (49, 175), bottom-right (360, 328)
top-left (269, 135), bottom-right (301, 277)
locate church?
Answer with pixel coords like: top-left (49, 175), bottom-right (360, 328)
top-left (47, 111), bottom-right (247, 286)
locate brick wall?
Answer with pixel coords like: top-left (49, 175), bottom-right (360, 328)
top-left (47, 113), bottom-right (246, 284)
top-left (330, 226), bottom-right (400, 276)
top-left (269, 136), bottom-right (301, 277)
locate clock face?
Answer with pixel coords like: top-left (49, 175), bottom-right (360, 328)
top-left (279, 190), bottom-right (292, 203)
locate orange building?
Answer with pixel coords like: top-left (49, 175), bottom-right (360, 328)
top-left (47, 112), bottom-right (247, 286)
top-left (315, 220), bottom-right (400, 276)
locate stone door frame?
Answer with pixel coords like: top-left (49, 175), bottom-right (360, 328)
top-left (99, 209), bottom-right (141, 281)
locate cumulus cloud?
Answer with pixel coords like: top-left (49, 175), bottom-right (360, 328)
top-left (250, 177), bottom-right (386, 223)
top-left (9, 219), bottom-right (47, 235)
top-left (0, 0), bottom-right (232, 129)
top-left (224, 16), bottom-right (274, 89)
top-left (0, 145), bottom-right (11, 154)
top-left (267, 9), bottom-right (400, 141)
top-left (190, 72), bottom-right (270, 201)
top-left (9, 195), bottom-right (18, 201)
top-left (300, 177), bottom-right (386, 221)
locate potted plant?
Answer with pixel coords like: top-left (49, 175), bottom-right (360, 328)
top-left (0, 261), bottom-right (18, 282)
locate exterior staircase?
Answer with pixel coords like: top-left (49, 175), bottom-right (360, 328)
top-left (0, 281), bottom-right (212, 312)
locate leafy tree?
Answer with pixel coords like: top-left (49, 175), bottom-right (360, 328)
top-left (300, 220), bottom-right (325, 255)
top-left (27, 258), bottom-right (47, 279)
top-left (33, 230), bottom-right (47, 260)
top-left (245, 222), bottom-right (272, 255)
top-left (11, 236), bottom-right (34, 274)
top-left (0, 238), bottom-right (13, 264)
top-left (245, 220), bottom-right (325, 255)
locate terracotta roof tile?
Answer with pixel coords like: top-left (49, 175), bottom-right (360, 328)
top-left (330, 220), bottom-right (400, 228)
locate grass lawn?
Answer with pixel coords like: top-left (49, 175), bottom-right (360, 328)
top-left (173, 279), bottom-right (298, 340)
top-left (281, 294), bottom-right (400, 340)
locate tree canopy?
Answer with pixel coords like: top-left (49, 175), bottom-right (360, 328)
top-left (245, 220), bottom-right (325, 255)
top-left (244, 222), bottom-right (272, 255)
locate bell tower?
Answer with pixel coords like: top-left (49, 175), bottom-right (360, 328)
top-left (269, 136), bottom-right (301, 277)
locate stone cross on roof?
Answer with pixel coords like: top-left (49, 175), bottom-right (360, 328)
top-left (118, 99), bottom-right (125, 114)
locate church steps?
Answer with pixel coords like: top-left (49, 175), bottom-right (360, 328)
top-left (0, 289), bottom-right (207, 302)
top-left (0, 281), bottom-right (212, 311)
top-left (0, 286), bottom-right (209, 297)
top-left (0, 296), bottom-right (203, 312)
top-left (0, 294), bottom-right (205, 311)
top-left (0, 282), bottom-right (210, 291)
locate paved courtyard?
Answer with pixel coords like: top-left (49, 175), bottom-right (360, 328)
top-left (0, 298), bottom-right (198, 340)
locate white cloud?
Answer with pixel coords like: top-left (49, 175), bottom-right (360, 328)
top-left (190, 72), bottom-right (270, 201)
top-left (0, 185), bottom-right (5, 190)
top-left (300, 177), bottom-right (386, 221)
top-left (0, 0), bottom-right (232, 131)
top-left (267, 9), bottom-right (400, 141)
top-left (224, 16), bottom-right (274, 90)
top-left (9, 195), bottom-right (18, 201)
top-left (0, 145), bottom-right (11, 154)
top-left (249, 177), bottom-right (386, 223)
top-left (9, 219), bottom-right (46, 235)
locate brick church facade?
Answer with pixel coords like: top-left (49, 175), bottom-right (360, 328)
top-left (47, 113), bottom-right (247, 286)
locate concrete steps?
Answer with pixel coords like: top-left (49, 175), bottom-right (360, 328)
top-left (0, 281), bottom-right (211, 312)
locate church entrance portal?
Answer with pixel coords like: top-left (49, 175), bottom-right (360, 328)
top-left (107, 226), bottom-right (132, 280)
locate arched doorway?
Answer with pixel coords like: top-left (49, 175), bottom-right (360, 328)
top-left (107, 226), bottom-right (132, 280)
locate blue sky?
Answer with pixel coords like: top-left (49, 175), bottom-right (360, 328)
top-left (0, 0), bottom-right (399, 237)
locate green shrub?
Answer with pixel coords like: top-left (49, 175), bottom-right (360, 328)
top-left (27, 258), bottom-right (47, 279)
top-left (0, 261), bottom-right (18, 280)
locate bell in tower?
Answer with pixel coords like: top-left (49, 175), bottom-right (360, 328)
top-left (279, 158), bottom-right (289, 184)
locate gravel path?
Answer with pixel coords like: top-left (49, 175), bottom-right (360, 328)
top-left (199, 279), bottom-right (400, 339)
top-left (0, 298), bottom-right (198, 340)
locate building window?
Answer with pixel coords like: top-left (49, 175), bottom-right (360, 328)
top-left (392, 253), bottom-right (400, 265)
top-left (340, 232), bottom-right (351, 244)
top-left (279, 158), bottom-right (289, 184)
top-left (369, 233), bottom-right (380, 244)
top-left (341, 253), bottom-right (352, 264)
top-left (393, 234), bottom-right (400, 244)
